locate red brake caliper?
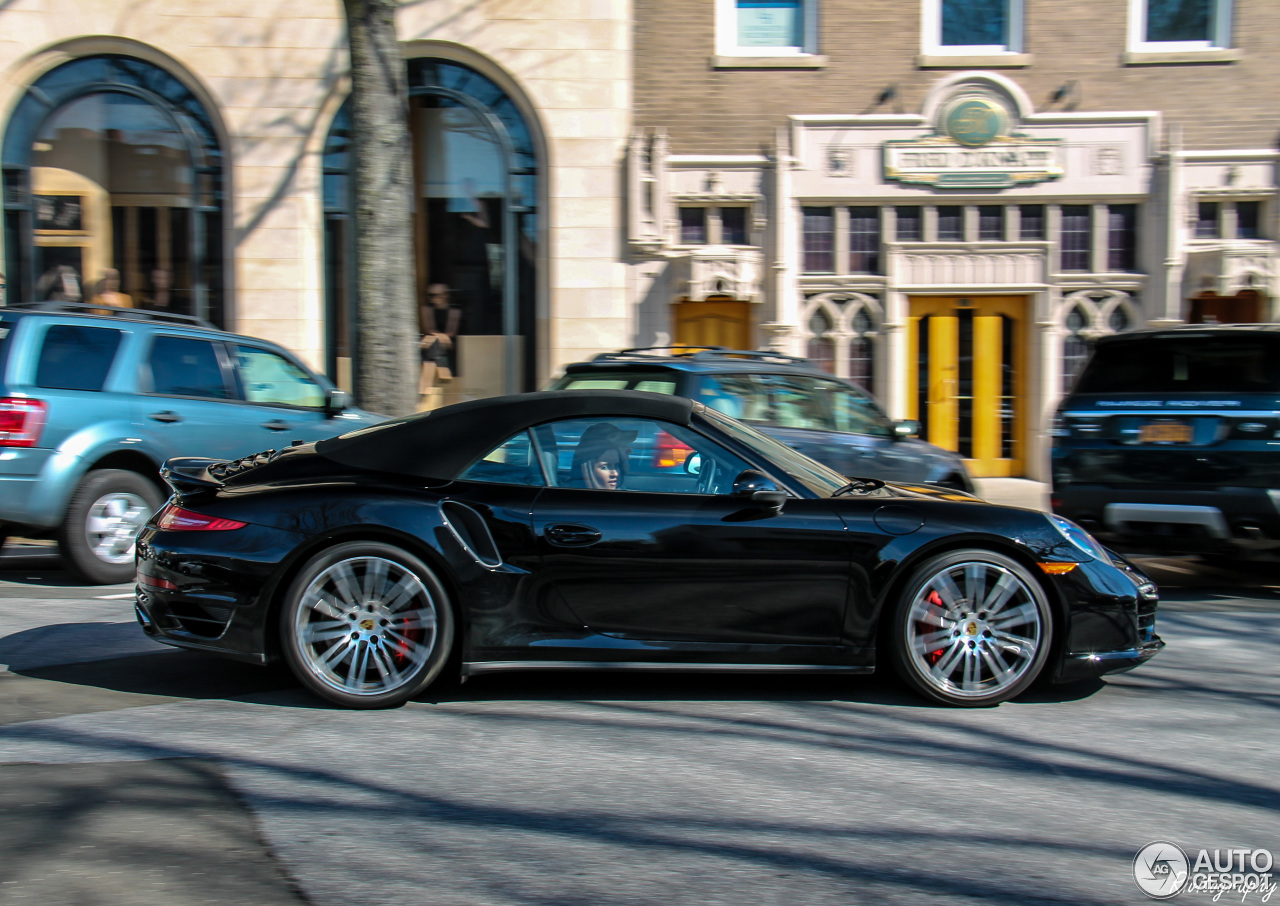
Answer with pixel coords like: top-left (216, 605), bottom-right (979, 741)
top-left (921, 590), bottom-right (946, 665)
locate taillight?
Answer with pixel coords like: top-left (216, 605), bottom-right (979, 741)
top-left (0, 398), bottom-right (48, 447)
top-left (154, 503), bottom-right (247, 531)
top-left (652, 430), bottom-right (693, 468)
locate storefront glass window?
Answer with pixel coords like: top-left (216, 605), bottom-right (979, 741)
top-left (324, 59), bottom-right (541, 398)
top-left (3, 55), bottom-right (224, 323)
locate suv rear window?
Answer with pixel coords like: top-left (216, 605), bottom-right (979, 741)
top-left (1072, 335), bottom-right (1280, 394)
top-left (36, 324), bottom-right (123, 392)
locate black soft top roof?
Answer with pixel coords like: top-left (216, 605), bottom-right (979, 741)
top-left (315, 389), bottom-right (697, 479)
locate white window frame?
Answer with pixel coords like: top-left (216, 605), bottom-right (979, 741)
top-left (715, 0), bottom-right (819, 57)
top-left (922, 0), bottom-right (1024, 56)
top-left (1127, 0), bottom-right (1232, 53)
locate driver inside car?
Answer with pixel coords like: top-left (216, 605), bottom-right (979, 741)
top-left (569, 422), bottom-right (637, 489)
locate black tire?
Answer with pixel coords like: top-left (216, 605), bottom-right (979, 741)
top-left (887, 549), bottom-right (1053, 707)
top-left (57, 469), bottom-right (163, 585)
top-left (279, 541), bottom-right (455, 709)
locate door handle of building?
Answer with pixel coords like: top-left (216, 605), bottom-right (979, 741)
top-left (261, 419), bottom-right (291, 431)
top-left (545, 523), bottom-right (602, 546)
top-left (149, 410), bottom-right (182, 423)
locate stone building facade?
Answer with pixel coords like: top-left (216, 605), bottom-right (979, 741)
top-left (0, 0), bottom-right (632, 402)
top-left (631, 0), bottom-right (1280, 479)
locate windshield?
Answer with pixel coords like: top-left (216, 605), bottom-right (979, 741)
top-left (701, 406), bottom-right (849, 497)
top-left (1073, 335), bottom-right (1280, 394)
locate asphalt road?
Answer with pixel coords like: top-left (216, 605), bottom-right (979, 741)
top-left (1, 541), bottom-right (1277, 906)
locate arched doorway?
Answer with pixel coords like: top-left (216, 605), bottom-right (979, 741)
top-left (324, 58), bottom-right (540, 398)
top-left (2, 55), bottom-right (225, 323)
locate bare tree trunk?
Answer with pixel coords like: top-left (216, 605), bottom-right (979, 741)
top-left (343, 0), bottom-right (417, 417)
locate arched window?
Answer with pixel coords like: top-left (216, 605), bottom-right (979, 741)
top-left (849, 307), bottom-right (875, 396)
top-left (3, 55), bottom-right (225, 323)
top-left (800, 292), bottom-right (880, 395)
top-left (806, 307), bottom-right (835, 373)
top-left (324, 58), bottom-right (540, 397)
top-left (1062, 304), bottom-right (1090, 393)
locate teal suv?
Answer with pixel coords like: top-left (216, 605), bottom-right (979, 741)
top-left (0, 302), bottom-right (384, 583)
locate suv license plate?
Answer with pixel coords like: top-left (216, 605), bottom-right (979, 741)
top-left (1139, 422), bottom-right (1193, 444)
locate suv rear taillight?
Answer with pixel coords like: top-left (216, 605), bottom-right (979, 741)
top-left (154, 503), bottom-right (247, 531)
top-left (0, 398), bottom-right (48, 447)
top-left (652, 430), bottom-right (694, 468)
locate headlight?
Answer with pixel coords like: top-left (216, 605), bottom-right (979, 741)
top-left (1048, 514), bottom-right (1108, 562)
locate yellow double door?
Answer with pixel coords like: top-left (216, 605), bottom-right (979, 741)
top-left (906, 296), bottom-right (1027, 478)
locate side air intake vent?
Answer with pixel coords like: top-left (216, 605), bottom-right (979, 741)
top-left (441, 501), bottom-right (503, 569)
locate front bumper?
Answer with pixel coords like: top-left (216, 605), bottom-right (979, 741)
top-left (1048, 552), bottom-right (1164, 683)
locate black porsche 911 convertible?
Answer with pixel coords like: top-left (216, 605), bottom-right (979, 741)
top-left (134, 390), bottom-right (1163, 709)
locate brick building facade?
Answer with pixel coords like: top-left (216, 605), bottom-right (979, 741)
top-left (630, 0), bottom-right (1280, 479)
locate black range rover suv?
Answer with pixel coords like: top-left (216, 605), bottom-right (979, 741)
top-left (1051, 324), bottom-right (1280, 557)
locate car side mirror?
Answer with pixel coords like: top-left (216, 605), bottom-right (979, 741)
top-left (893, 419), bottom-right (920, 440)
top-left (732, 469), bottom-right (786, 514)
top-left (324, 388), bottom-right (350, 417)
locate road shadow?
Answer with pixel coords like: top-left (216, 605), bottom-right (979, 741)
top-left (4, 619), bottom-right (1113, 714)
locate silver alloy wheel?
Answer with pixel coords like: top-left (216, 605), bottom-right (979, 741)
top-left (84, 491), bottom-right (153, 565)
top-left (905, 560), bottom-right (1043, 700)
top-left (292, 555), bottom-right (440, 697)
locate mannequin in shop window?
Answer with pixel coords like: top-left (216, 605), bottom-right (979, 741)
top-left (418, 283), bottom-right (461, 410)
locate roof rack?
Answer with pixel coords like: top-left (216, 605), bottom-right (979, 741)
top-left (590, 345), bottom-right (812, 366)
top-left (688, 348), bottom-right (811, 365)
top-left (5, 300), bottom-right (219, 330)
top-left (590, 345), bottom-right (713, 362)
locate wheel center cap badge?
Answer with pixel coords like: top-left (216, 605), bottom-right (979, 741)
top-left (966, 621), bottom-right (979, 636)
top-left (360, 619), bottom-right (375, 631)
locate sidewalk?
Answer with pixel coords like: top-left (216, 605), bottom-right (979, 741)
top-left (971, 477), bottom-right (1050, 511)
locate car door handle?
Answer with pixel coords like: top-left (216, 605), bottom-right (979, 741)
top-left (544, 523), bottom-right (602, 546)
top-left (261, 419), bottom-right (291, 431)
top-left (149, 410), bottom-right (182, 423)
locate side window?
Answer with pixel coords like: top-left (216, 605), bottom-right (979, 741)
top-left (547, 417), bottom-right (754, 495)
top-left (818, 380), bottom-right (892, 437)
top-left (147, 335), bottom-right (231, 399)
top-left (459, 430), bottom-right (544, 487)
top-left (758, 374), bottom-right (832, 430)
top-left (35, 325), bottom-right (123, 391)
top-left (235, 346), bottom-right (325, 408)
top-left (698, 374), bottom-right (767, 422)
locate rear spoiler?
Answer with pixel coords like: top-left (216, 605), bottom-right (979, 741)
top-left (161, 457), bottom-right (224, 496)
